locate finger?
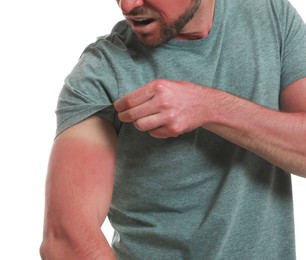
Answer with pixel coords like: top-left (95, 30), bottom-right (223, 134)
top-left (118, 99), bottom-right (159, 122)
top-left (133, 113), bottom-right (165, 132)
top-left (148, 127), bottom-right (180, 139)
top-left (114, 83), bottom-right (154, 112)
top-left (144, 118), bottom-right (185, 138)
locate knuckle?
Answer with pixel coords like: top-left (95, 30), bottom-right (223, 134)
top-left (119, 109), bottom-right (138, 122)
top-left (152, 80), bottom-right (166, 93)
top-left (158, 95), bottom-right (171, 109)
top-left (155, 93), bottom-right (171, 110)
top-left (124, 98), bottom-right (134, 108)
top-left (126, 110), bottom-right (136, 121)
top-left (158, 101), bottom-right (170, 110)
top-left (168, 122), bottom-right (183, 136)
top-left (151, 80), bottom-right (173, 109)
top-left (166, 110), bottom-right (177, 122)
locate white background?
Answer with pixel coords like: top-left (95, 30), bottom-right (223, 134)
top-left (0, 1), bottom-right (305, 259)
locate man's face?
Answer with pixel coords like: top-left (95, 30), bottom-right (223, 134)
top-left (117, 0), bottom-right (202, 47)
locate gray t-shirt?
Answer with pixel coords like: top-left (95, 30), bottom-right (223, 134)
top-left (56, 0), bottom-right (306, 259)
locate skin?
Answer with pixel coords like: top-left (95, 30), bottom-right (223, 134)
top-left (117, 0), bottom-right (214, 46)
top-left (41, 0), bottom-right (306, 259)
top-left (40, 116), bottom-right (117, 259)
top-left (114, 78), bottom-right (306, 176)
top-left (114, 0), bottom-right (306, 177)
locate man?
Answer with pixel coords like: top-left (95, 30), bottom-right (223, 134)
top-left (40, 0), bottom-right (306, 259)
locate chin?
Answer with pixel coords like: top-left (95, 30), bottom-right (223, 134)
top-left (137, 34), bottom-right (170, 48)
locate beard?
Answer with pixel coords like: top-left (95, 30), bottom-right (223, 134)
top-left (130, 0), bottom-right (202, 47)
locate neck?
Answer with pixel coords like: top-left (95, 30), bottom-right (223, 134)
top-left (175, 0), bottom-right (215, 40)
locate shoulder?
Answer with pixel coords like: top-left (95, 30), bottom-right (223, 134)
top-left (230, 0), bottom-right (295, 17)
top-left (225, 0), bottom-right (303, 37)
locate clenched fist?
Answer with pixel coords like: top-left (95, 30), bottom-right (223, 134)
top-left (114, 79), bottom-right (214, 138)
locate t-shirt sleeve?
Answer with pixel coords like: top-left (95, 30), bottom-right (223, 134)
top-left (280, 0), bottom-right (306, 90)
top-left (55, 44), bottom-right (120, 136)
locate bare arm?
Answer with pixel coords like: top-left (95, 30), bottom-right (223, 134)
top-left (114, 78), bottom-right (306, 177)
top-left (40, 116), bottom-right (117, 259)
top-left (204, 78), bottom-right (306, 177)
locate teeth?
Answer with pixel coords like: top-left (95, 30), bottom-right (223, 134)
top-left (134, 19), bottom-right (147, 21)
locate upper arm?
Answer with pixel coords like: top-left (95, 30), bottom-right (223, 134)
top-left (45, 115), bottom-right (117, 231)
top-left (280, 77), bottom-right (306, 112)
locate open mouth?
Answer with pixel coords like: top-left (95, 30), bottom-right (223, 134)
top-left (132, 18), bottom-right (155, 26)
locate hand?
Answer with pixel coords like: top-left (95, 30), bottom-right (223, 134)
top-left (114, 79), bottom-right (210, 138)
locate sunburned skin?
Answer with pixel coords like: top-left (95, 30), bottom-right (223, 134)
top-left (47, 137), bottom-right (115, 216)
top-left (40, 116), bottom-right (117, 259)
top-left (42, 136), bottom-right (116, 258)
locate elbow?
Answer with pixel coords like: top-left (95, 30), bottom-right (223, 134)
top-left (39, 228), bottom-right (71, 259)
top-left (39, 233), bottom-right (61, 260)
top-left (289, 156), bottom-right (306, 178)
top-left (40, 237), bottom-right (56, 260)
top-left (39, 240), bottom-right (49, 260)
top-left (296, 153), bottom-right (306, 178)
top-left (291, 170), bottom-right (306, 178)
top-left (292, 168), bottom-right (306, 178)
top-left (39, 235), bottom-right (80, 259)
top-left (39, 225), bottom-right (113, 260)
top-left (39, 242), bottom-right (45, 260)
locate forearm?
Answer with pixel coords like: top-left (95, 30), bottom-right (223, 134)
top-left (114, 79), bottom-right (306, 176)
top-left (203, 89), bottom-right (306, 177)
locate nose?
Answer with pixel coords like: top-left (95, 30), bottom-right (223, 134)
top-left (117, 0), bottom-right (144, 14)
